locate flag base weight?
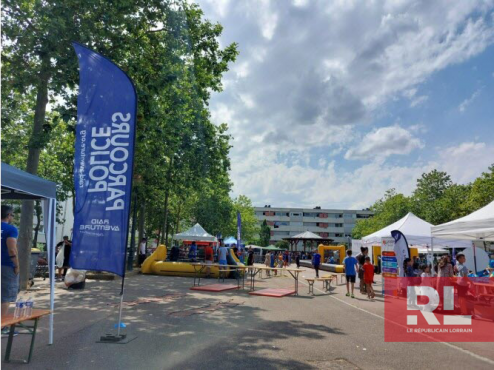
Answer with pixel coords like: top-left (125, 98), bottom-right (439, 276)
top-left (97, 334), bottom-right (137, 344)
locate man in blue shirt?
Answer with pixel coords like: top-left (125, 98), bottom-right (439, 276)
top-left (188, 241), bottom-right (197, 262)
top-left (312, 250), bottom-right (321, 278)
top-left (343, 249), bottom-right (358, 298)
top-left (1, 205), bottom-right (20, 320)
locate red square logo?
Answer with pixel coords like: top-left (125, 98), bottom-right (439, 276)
top-left (384, 277), bottom-right (494, 342)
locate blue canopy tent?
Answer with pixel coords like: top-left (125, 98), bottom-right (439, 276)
top-left (223, 236), bottom-right (237, 245)
top-left (1, 163), bottom-right (57, 344)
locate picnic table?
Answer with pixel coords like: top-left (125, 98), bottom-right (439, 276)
top-left (1, 309), bottom-right (51, 364)
top-left (248, 266), bottom-right (305, 295)
top-left (304, 275), bottom-right (338, 295)
top-left (191, 263), bottom-right (247, 289)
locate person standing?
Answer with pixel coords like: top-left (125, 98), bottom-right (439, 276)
top-left (188, 241), bottom-right (198, 262)
top-left (363, 256), bottom-right (375, 299)
top-left (218, 242), bottom-right (228, 266)
top-left (1, 206), bottom-right (20, 321)
top-left (312, 250), bottom-right (321, 278)
top-left (295, 252), bottom-right (300, 268)
top-left (247, 247), bottom-right (254, 266)
top-left (343, 250), bottom-right (358, 298)
top-left (454, 253), bottom-right (469, 315)
top-left (56, 236), bottom-right (72, 280)
top-left (264, 251), bottom-right (272, 277)
top-left (271, 251), bottom-right (276, 276)
top-left (138, 237), bottom-right (147, 266)
top-left (356, 247), bottom-right (368, 294)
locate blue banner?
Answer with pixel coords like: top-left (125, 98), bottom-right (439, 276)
top-left (237, 211), bottom-right (242, 250)
top-left (71, 43), bottom-right (137, 276)
top-left (391, 230), bottom-right (410, 277)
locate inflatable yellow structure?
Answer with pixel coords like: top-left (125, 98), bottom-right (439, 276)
top-left (317, 244), bottom-right (345, 273)
top-left (141, 245), bottom-right (244, 277)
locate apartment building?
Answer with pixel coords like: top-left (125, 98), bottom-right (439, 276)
top-left (254, 206), bottom-right (373, 247)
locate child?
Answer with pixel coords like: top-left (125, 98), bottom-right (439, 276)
top-left (420, 264), bottom-right (431, 278)
top-left (265, 252), bottom-right (271, 277)
top-left (363, 256), bottom-right (375, 299)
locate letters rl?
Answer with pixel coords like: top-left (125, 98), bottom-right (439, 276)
top-left (406, 286), bottom-right (472, 326)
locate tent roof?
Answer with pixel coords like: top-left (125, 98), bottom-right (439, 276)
top-left (431, 201), bottom-right (494, 241)
top-left (362, 212), bottom-right (470, 248)
top-left (1, 162), bottom-right (57, 200)
top-left (173, 223), bottom-right (217, 242)
top-left (289, 231), bottom-right (322, 240)
top-left (263, 245), bottom-right (282, 251)
top-left (223, 236), bottom-right (237, 245)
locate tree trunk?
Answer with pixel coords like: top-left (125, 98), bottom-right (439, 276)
top-left (32, 201), bottom-right (42, 249)
top-left (174, 202), bottom-right (182, 235)
top-left (161, 190), bottom-right (169, 245)
top-left (17, 56), bottom-right (50, 290)
top-left (160, 158), bottom-right (174, 245)
top-left (138, 200), bottom-right (145, 243)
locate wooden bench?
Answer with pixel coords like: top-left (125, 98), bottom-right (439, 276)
top-left (304, 275), bottom-right (337, 294)
top-left (1, 309), bottom-right (51, 364)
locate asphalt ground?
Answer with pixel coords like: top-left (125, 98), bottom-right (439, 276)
top-left (2, 265), bottom-right (493, 370)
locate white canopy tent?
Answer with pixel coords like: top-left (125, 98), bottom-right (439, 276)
top-left (362, 212), bottom-right (471, 249)
top-left (431, 200), bottom-right (494, 241)
top-left (173, 223), bottom-right (217, 242)
top-left (291, 231), bottom-right (322, 239)
top-left (1, 163), bottom-right (57, 345)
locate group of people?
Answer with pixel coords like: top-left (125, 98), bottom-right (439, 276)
top-left (342, 248), bottom-right (376, 300)
top-left (263, 250), bottom-right (298, 276)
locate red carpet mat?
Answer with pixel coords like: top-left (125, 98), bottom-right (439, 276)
top-left (190, 284), bottom-right (239, 292)
top-left (248, 288), bottom-right (296, 297)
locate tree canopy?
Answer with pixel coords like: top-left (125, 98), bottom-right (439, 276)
top-left (352, 165), bottom-right (494, 239)
top-left (1, 0), bottom-right (253, 287)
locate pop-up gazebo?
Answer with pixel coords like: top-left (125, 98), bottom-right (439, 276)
top-left (284, 231), bottom-right (332, 252)
top-left (362, 212), bottom-right (471, 248)
top-left (173, 223), bottom-right (217, 242)
top-left (431, 201), bottom-right (494, 241)
top-left (1, 162), bottom-right (57, 344)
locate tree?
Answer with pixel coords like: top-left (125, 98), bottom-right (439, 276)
top-left (412, 170), bottom-right (452, 224)
top-left (2, 0), bottom-right (238, 287)
top-left (465, 164), bottom-right (494, 212)
top-left (223, 195), bottom-right (259, 243)
top-left (275, 240), bottom-right (290, 250)
top-left (352, 189), bottom-right (411, 239)
top-left (259, 220), bottom-right (271, 247)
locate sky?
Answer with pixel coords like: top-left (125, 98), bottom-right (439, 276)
top-left (195, 0), bottom-right (494, 210)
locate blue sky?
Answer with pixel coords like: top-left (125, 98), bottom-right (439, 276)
top-left (196, 0), bottom-right (494, 209)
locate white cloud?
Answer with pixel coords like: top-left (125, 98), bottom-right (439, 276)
top-left (230, 141), bottom-right (494, 209)
top-left (344, 126), bottom-right (423, 160)
top-left (196, 0), bottom-right (494, 208)
top-left (410, 95), bottom-right (429, 107)
top-left (458, 89), bottom-right (482, 112)
top-left (438, 142), bottom-right (494, 183)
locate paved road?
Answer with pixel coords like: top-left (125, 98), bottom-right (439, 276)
top-left (2, 267), bottom-right (493, 369)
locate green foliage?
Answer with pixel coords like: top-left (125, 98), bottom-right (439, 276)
top-left (465, 165), bottom-right (494, 212)
top-left (352, 165), bottom-right (494, 239)
top-left (352, 189), bottom-right (410, 239)
top-left (2, 0), bottom-right (245, 243)
top-left (411, 170), bottom-right (452, 224)
top-left (259, 220), bottom-right (271, 247)
top-left (222, 195), bottom-right (259, 244)
top-left (275, 240), bottom-right (290, 250)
